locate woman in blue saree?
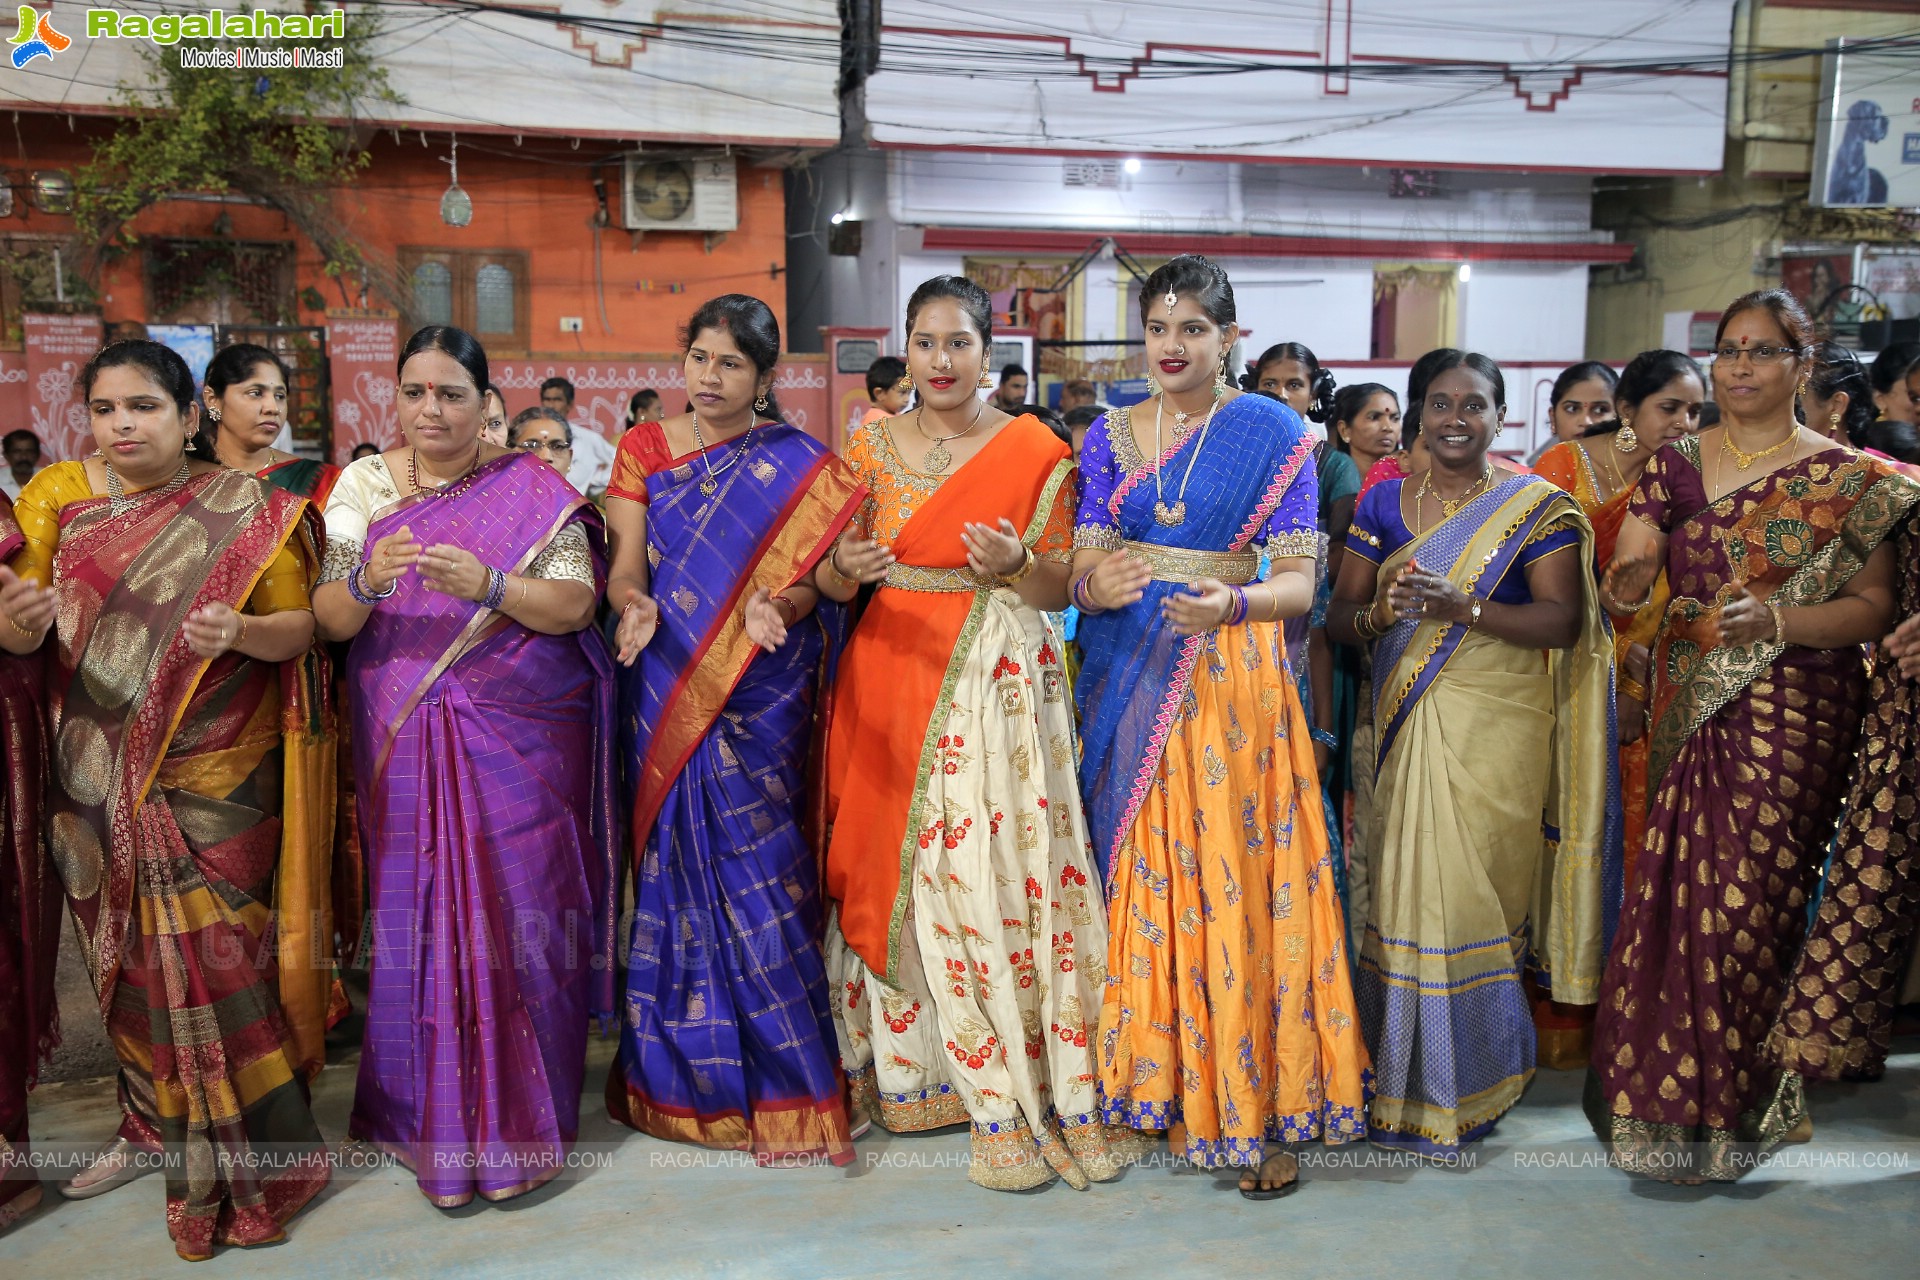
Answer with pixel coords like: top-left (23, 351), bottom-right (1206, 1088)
top-left (1328, 351), bottom-right (1619, 1156)
top-left (603, 296), bottom-right (865, 1164)
top-left (1075, 257), bottom-right (1370, 1199)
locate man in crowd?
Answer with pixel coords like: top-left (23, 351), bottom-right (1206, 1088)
top-left (990, 363), bottom-right (1029, 413)
top-left (2, 431), bottom-right (42, 501)
top-left (540, 376), bottom-right (615, 501)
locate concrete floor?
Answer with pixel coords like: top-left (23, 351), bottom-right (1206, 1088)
top-left (4, 1032), bottom-right (1917, 1280)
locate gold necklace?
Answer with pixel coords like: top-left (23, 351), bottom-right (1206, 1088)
top-left (1416, 465), bottom-right (1493, 531)
top-left (1720, 425), bottom-right (1796, 471)
top-left (103, 455), bottom-right (193, 517)
top-left (1152, 390), bottom-right (1224, 527)
top-left (915, 399), bottom-right (987, 475)
top-left (409, 443), bottom-right (482, 497)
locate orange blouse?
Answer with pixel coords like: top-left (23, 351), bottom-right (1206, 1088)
top-left (842, 417), bottom-right (1076, 560)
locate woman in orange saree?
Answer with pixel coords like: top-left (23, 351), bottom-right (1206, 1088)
top-left (819, 276), bottom-right (1130, 1191)
top-left (0, 492), bottom-right (56, 1234)
top-left (1531, 349), bottom-right (1703, 1068)
top-left (1589, 292), bottom-right (1919, 1182)
top-left (0, 341), bottom-right (328, 1260)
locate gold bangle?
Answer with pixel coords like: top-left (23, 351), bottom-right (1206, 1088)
top-left (1769, 601), bottom-right (1787, 646)
top-left (234, 614), bottom-right (248, 650)
top-left (825, 545), bottom-right (858, 588)
top-left (7, 613), bottom-right (37, 638)
top-left (1001, 543), bottom-right (1036, 585)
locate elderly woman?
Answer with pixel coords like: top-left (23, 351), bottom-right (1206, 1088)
top-left (0, 340), bottom-right (328, 1260)
top-left (1329, 350), bottom-right (1618, 1157)
top-left (508, 406), bottom-right (577, 480)
top-left (314, 325), bottom-right (618, 1208)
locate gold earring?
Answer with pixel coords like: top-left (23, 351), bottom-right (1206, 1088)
top-left (754, 393), bottom-right (770, 413)
top-left (1615, 418), bottom-right (1639, 453)
top-left (1146, 374), bottom-right (1161, 397)
top-left (977, 367), bottom-right (993, 390)
top-left (1797, 375), bottom-right (1810, 398)
top-left (1216, 354), bottom-right (1231, 394)
top-left (1829, 410), bottom-right (1842, 431)
top-left (895, 374), bottom-right (914, 394)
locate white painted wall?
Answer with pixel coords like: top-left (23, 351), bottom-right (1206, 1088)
top-left (890, 153), bottom-right (1598, 240)
top-left (1459, 265), bottom-right (1592, 362)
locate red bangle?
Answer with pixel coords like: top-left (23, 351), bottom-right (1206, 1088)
top-left (771, 593), bottom-right (799, 625)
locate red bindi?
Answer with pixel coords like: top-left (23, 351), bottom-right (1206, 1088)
top-left (427, 380), bottom-right (435, 390)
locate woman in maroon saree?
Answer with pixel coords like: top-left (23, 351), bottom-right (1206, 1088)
top-left (1588, 291), bottom-right (1920, 1181)
top-left (315, 325), bottom-right (617, 1208)
top-left (0, 492), bottom-right (56, 1233)
top-left (1, 341), bottom-right (329, 1259)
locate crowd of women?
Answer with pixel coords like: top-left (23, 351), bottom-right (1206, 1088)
top-left (1, 256), bottom-right (1917, 1261)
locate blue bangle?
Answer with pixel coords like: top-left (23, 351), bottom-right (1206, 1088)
top-left (347, 562), bottom-right (395, 606)
top-left (1309, 726), bottom-right (1339, 749)
top-left (481, 567), bottom-right (508, 612)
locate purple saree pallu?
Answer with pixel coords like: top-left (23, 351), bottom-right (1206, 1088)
top-left (346, 455), bottom-right (618, 1206)
top-left (606, 424), bottom-right (864, 1164)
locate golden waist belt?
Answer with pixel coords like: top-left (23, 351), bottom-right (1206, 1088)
top-left (1120, 540), bottom-right (1259, 585)
top-left (882, 563), bottom-right (999, 594)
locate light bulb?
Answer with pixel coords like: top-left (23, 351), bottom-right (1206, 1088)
top-left (1457, 263), bottom-right (1472, 283)
top-left (1123, 157), bottom-right (1142, 175)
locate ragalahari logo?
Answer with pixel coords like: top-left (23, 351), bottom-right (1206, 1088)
top-left (10, 5), bottom-right (70, 67)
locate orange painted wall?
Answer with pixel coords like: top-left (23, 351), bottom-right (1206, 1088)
top-left (6, 119), bottom-right (790, 356)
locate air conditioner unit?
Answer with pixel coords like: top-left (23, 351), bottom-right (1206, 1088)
top-left (621, 154), bottom-right (738, 233)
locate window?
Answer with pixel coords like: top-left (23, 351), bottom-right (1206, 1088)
top-left (397, 248), bottom-right (530, 354)
top-left (411, 261), bottom-right (452, 327)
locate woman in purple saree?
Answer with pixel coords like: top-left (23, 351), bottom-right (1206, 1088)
top-left (316, 326), bottom-right (617, 1207)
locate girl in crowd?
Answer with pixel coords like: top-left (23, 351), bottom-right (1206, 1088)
top-left (315, 325), bottom-right (618, 1208)
top-left (1329, 350), bottom-right (1617, 1156)
top-left (1322, 382), bottom-right (1401, 940)
top-left (202, 341), bottom-right (342, 1077)
top-left (1528, 361), bottom-right (1619, 465)
top-left (0, 341), bottom-right (328, 1259)
top-left (1532, 350), bottom-right (1703, 1068)
top-left (0, 492), bottom-right (55, 1235)
top-left (1247, 342), bottom-right (1351, 914)
top-left (1805, 342), bottom-right (1878, 445)
top-left (1077, 258), bottom-right (1367, 1198)
top-left (819, 275), bottom-right (1124, 1191)
top-left (1867, 340), bottom-right (1920, 422)
top-left (603, 295), bottom-right (864, 1164)
top-left (1360, 349), bottom-right (1456, 496)
top-left (481, 385), bottom-right (510, 448)
top-left (1590, 291), bottom-right (1918, 1181)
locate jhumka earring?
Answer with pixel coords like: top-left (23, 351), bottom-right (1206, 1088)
top-left (1829, 410), bottom-right (1843, 432)
top-left (1216, 354), bottom-right (1232, 394)
top-left (1146, 375), bottom-right (1161, 397)
top-left (1615, 417), bottom-right (1639, 453)
top-left (895, 374), bottom-right (915, 394)
top-left (977, 367), bottom-right (994, 390)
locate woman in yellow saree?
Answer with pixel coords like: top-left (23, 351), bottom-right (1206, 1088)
top-left (0, 340), bottom-right (328, 1260)
top-left (1329, 351), bottom-right (1619, 1156)
top-left (1531, 349), bottom-right (1703, 1067)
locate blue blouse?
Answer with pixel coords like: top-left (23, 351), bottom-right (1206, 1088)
top-left (1346, 477), bottom-right (1580, 605)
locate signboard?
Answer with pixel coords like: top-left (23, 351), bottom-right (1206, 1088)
top-left (23, 313), bottom-right (103, 463)
top-left (324, 313), bottom-right (401, 464)
top-left (1811, 40), bottom-right (1920, 209)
